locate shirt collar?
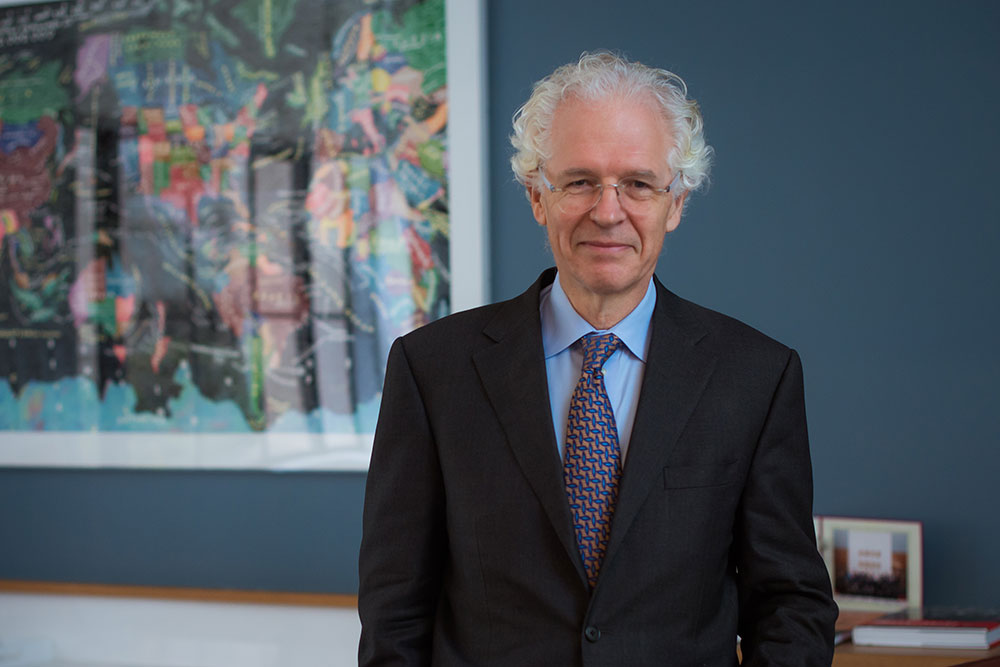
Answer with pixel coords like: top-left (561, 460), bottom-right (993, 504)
top-left (540, 272), bottom-right (656, 362)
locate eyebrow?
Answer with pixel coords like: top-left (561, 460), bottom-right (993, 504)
top-left (554, 167), bottom-right (663, 181)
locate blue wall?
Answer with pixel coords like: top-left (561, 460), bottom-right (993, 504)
top-left (2, 1), bottom-right (998, 607)
top-left (487, 0), bottom-right (1000, 606)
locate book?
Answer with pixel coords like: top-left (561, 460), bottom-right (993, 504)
top-left (835, 609), bottom-right (885, 646)
top-left (852, 607), bottom-right (1000, 650)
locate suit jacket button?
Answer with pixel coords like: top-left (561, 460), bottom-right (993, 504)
top-left (584, 626), bottom-right (601, 642)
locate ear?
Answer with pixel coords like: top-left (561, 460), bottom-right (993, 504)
top-left (664, 190), bottom-right (688, 234)
top-left (529, 184), bottom-right (547, 226)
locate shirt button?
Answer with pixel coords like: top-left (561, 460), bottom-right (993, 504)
top-left (584, 626), bottom-right (601, 642)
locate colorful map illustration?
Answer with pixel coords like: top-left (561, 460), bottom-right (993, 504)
top-left (0, 0), bottom-right (449, 456)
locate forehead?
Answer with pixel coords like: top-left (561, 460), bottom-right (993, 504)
top-left (546, 94), bottom-right (673, 176)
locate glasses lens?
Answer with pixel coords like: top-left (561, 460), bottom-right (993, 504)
top-left (556, 184), bottom-right (601, 214)
top-left (552, 179), bottom-right (667, 214)
top-left (621, 180), bottom-right (657, 202)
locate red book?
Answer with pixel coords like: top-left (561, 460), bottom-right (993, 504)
top-left (852, 607), bottom-right (1000, 649)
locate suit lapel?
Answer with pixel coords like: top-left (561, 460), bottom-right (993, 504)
top-left (602, 280), bottom-right (717, 571)
top-left (472, 270), bottom-right (586, 582)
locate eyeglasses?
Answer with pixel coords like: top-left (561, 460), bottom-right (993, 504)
top-left (538, 169), bottom-right (681, 215)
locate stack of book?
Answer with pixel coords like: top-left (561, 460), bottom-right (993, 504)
top-left (852, 607), bottom-right (1000, 650)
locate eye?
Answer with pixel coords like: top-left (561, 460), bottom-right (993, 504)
top-left (622, 179), bottom-right (659, 200)
top-left (562, 179), bottom-right (595, 194)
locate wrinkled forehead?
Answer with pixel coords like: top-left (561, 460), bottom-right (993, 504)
top-left (545, 93), bottom-right (675, 176)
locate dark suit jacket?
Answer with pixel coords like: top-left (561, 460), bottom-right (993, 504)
top-left (359, 269), bottom-right (837, 667)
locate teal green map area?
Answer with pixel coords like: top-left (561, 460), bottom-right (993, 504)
top-left (0, 0), bottom-right (449, 438)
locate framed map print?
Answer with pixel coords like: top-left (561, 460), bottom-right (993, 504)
top-left (0, 0), bottom-right (486, 469)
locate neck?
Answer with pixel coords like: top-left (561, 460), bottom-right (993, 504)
top-left (560, 277), bottom-right (650, 331)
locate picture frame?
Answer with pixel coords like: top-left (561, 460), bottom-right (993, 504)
top-left (0, 0), bottom-right (487, 471)
top-left (816, 515), bottom-right (923, 612)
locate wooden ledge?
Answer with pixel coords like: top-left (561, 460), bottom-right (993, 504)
top-left (0, 579), bottom-right (357, 608)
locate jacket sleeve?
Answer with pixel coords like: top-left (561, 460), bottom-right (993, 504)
top-left (735, 349), bottom-right (838, 666)
top-left (358, 337), bottom-right (445, 666)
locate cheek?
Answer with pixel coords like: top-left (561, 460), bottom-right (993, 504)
top-left (544, 222), bottom-right (563, 252)
top-left (548, 219), bottom-right (576, 250)
top-left (639, 223), bottom-right (669, 254)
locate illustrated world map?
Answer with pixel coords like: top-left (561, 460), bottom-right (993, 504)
top-left (0, 0), bottom-right (450, 453)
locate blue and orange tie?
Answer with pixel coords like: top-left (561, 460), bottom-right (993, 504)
top-left (563, 332), bottom-right (622, 588)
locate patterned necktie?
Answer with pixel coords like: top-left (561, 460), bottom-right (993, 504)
top-left (563, 332), bottom-right (622, 588)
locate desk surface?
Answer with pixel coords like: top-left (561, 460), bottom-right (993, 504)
top-left (834, 643), bottom-right (1000, 667)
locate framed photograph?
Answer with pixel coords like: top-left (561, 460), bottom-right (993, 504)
top-left (817, 516), bottom-right (923, 612)
top-left (0, 0), bottom-right (487, 470)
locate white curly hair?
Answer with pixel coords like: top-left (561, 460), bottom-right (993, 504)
top-left (510, 51), bottom-right (713, 196)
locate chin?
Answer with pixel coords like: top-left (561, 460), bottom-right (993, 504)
top-left (580, 275), bottom-right (640, 298)
top-left (593, 263), bottom-right (639, 283)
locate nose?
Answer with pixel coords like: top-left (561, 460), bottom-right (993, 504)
top-left (589, 183), bottom-right (626, 225)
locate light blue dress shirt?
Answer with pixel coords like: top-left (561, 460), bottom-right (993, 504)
top-left (539, 273), bottom-right (656, 462)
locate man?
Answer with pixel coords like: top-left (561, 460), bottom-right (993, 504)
top-left (359, 52), bottom-right (837, 666)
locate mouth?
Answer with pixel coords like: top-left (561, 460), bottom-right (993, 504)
top-left (580, 240), bottom-right (632, 252)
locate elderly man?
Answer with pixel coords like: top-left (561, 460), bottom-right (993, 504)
top-left (359, 52), bottom-right (837, 666)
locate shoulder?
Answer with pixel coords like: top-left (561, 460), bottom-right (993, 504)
top-left (654, 282), bottom-right (797, 371)
top-left (395, 268), bottom-right (552, 360)
top-left (397, 299), bottom-right (504, 355)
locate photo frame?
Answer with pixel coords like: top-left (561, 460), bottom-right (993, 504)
top-left (816, 515), bottom-right (923, 612)
top-left (0, 0), bottom-right (487, 471)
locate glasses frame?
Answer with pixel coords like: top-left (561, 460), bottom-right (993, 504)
top-left (538, 169), bottom-right (682, 214)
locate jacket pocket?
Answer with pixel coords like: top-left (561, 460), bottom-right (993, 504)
top-left (663, 461), bottom-right (739, 489)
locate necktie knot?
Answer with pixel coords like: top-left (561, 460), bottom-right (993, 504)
top-left (580, 333), bottom-right (621, 373)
